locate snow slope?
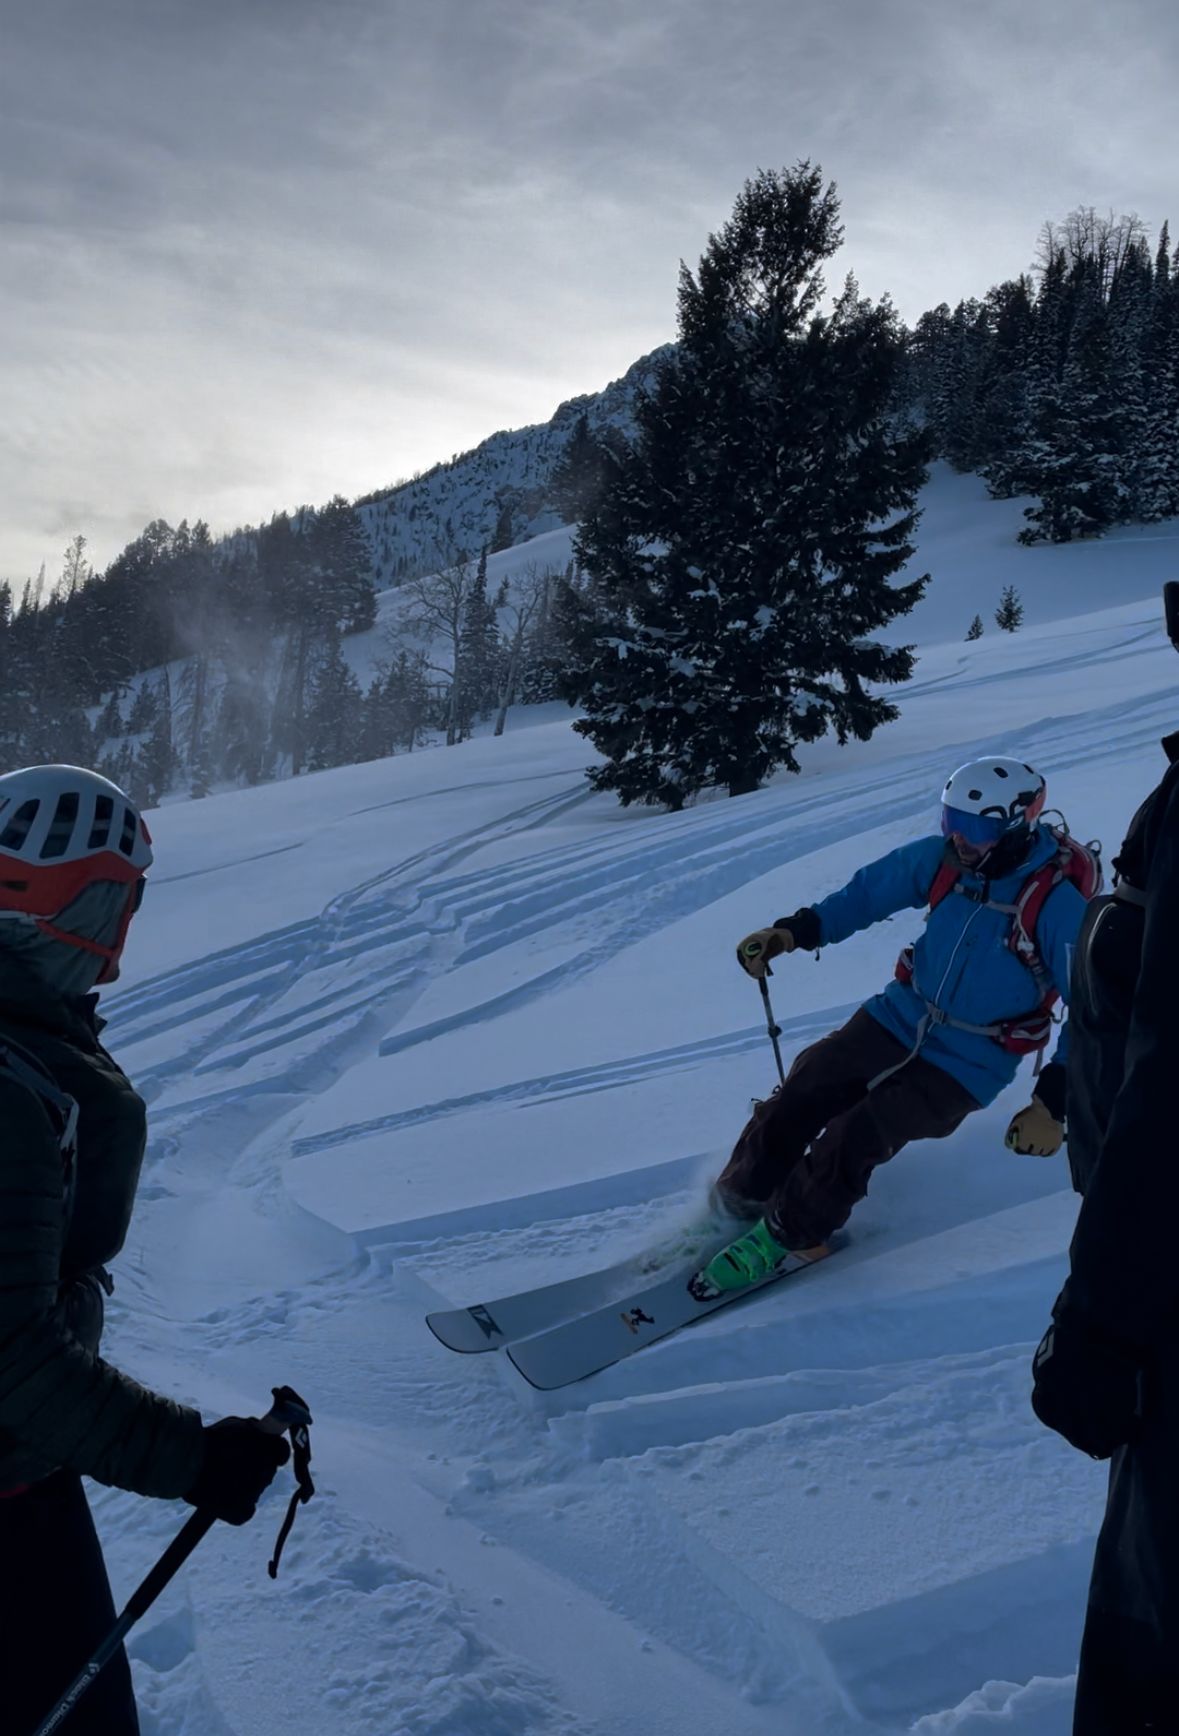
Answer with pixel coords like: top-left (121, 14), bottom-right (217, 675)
top-left (87, 517), bottom-right (1179, 1736)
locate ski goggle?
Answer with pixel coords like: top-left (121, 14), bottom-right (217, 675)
top-left (940, 805), bottom-right (1013, 848)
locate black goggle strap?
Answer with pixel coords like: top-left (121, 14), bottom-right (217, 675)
top-left (265, 1385), bottom-right (316, 1580)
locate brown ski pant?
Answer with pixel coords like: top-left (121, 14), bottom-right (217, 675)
top-left (716, 1008), bottom-right (979, 1249)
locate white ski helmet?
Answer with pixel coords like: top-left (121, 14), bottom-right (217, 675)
top-left (0, 765), bottom-right (152, 982)
top-left (941, 757), bottom-right (1046, 853)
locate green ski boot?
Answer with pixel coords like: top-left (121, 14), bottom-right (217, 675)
top-left (688, 1217), bottom-right (827, 1301)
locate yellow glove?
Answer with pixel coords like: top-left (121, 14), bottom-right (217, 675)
top-left (1005, 1098), bottom-right (1065, 1157)
top-left (736, 926), bottom-right (795, 979)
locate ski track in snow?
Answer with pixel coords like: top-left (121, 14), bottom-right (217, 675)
top-left (89, 582), bottom-right (1179, 1735)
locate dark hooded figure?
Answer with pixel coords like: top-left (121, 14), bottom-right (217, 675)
top-left (0, 765), bottom-right (289, 1734)
top-left (1031, 585), bottom-right (1179, 1734)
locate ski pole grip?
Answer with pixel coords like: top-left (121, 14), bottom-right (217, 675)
top-left (263, 1385), bottom-right (316, 1581)
top-left (740, 938), bottom-right (773, 976)
top-left (258, 1385), bottom-right (313, 1435)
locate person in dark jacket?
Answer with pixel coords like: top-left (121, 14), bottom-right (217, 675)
top-left (1031, 589), bottom-right (1179, 1734)
top-left (691, 755), bottom-right (1095, 1298)
top-left (0, 764), bottom-right (291, 1735)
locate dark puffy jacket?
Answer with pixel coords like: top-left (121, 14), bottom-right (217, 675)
top-left (1064, 734), bottom-right (1179, 1345)
top-left (0, 951), bottom-right (203, 1497)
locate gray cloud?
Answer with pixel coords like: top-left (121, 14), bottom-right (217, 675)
top-left (2, 0), bottom-right (1177, 582)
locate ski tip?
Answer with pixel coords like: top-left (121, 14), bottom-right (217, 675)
top-left (425, 1301), bottom-right (510, 1354)
top-left (424, 1313), bottom-right (456, 1350)
top-left (504, 1347), bottom-right (557, 1391)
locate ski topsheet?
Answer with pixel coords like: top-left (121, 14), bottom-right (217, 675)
top-left (426, 1255), bottom-right (643, 1353)
top-left (506, 1244), bottom-right (834, 1390)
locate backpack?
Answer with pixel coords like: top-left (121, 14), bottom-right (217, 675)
top-left (0, 1038), bottom-right (79, 1214)
top-left (894, 821), bottom-right (1103, 1055)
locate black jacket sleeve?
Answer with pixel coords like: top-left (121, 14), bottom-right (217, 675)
top-left (0, 1077), bottom-right (204, 1498)
top-left (772, 908), bottom-right (822, 950)
top-left (1066, 772), bottom-right (1179, 1348)
top-left (1032, 1060), bottom-right (1067, 1125)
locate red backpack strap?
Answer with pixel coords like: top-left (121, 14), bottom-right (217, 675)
top-left (1008, 829), bottom-right (1103, 982)
top-left (1007, 863), bottom-right (1060, 990)
top-left (927, 857), bottom-right (962, 911)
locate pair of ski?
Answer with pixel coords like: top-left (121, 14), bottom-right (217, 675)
top-left (426, 1240), bottom-right (834, 1389)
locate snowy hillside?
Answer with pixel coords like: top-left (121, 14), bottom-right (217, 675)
top-left (87, 513), bottom-right (1179, 1735)
top-left (355, 348), bottom-right (667, 589)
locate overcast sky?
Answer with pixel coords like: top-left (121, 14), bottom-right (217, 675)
top-left (2, 0), bottom-right (1176, 584)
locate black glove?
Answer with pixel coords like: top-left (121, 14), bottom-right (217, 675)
top-left (185, 1417), bottom-right (291, 1525)
top-left (1031, 1305), bottom-right (1144, 1460)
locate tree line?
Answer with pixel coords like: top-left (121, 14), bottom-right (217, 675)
top-left (2, 178), bottom-right (1174, 812)
top-left (0, 505), bottom-right (571, 806)
top-left (903, 208), bottom-right (1179, 541)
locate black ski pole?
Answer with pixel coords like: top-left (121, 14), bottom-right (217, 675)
top-left (30, 1386), bottom-right (314, 1736)
top-left (758, 976), bottom-right (787, 1087)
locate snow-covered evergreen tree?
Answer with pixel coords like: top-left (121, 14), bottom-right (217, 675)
top-left (96, 690), bottom-right (124, 742)
top-left (306, 631), bottom-right (364, 771)
top-left (966, 614), bottom-right (984, 640)
top-left (995, 585), bottom-right (1024, 631)
top-left (561, 164), bottom-right (929, 808)
top-left (127, 678), bottom-right (160, 735)
top-left (312, 495), bottom-right (377, 632)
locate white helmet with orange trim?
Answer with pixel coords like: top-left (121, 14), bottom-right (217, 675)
top-left (0, 765), bottom-right (152, 984)
top-left (940, 756), bottom-right (1046, 874)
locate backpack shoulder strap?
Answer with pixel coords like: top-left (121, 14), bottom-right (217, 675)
top-left (926, 856), bottom-right (962, 911)
top-left (1009, 862), bottom-right (1060, 978)
top-left (0, 1039), bottom-right (80, 1219)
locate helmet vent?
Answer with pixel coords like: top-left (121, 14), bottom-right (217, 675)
top-left (0, 799), bottom-right (40, 853)
top-left (88, 794), bottom-right (114, 850)
top-left (993, 766), bottom-right (1010, 778)
top-left (40, 792), bottom-right (80, 860)
top-left (118, 807), bottom-right (137, 856)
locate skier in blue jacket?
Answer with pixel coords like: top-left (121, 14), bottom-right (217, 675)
top-left (694, 757), bottom-right (1096, 1298)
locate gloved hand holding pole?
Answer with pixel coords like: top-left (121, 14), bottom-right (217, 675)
top-left (31, 1387), bottom-right (315, 1736)
top-left (736, 926), bottom-right (795, 978)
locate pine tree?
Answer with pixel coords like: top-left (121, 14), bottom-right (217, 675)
top-left (264, 511), bottom-right (331, 774)
top-left (136, 706), bottom-right (176, 805)
top-left (357, 675), bottom-right (391, 762)
top-left (96, 690), bottom-right (124, 742)
top-left (489, 496), bottom-right (516, 554)
top-left (966, 614), bottom-right (984, 640)
top-left (456, 547), bottom-right (505, 736)
top-left (562, 164), bottom-right (929, 808)
top-left (212, 677), bottom-right (270, 786)
top-left (305, 631), bottom-right (364, 771)
top-left (387, 649), bottom-right (431, 751)
top-left (189, 735), bottom-right (214, 799)
top-left (312, 496), bottom-right (377, 632)
top-left (517, 565), bottom-right (573, 703)
top-left (127, 678), bottom-right (160, 736)
top-left (975, 278), bottom-right (1036, 498)
top-left (1140, 220), bottom-right (1179, 520)
top-left (995, 585), bottom-right (1024, 631)
top-left (549, 415), bottom-right (624, 527)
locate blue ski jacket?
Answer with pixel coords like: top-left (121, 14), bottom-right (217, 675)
top-left (808, 829), bottom-right (1089, 1108)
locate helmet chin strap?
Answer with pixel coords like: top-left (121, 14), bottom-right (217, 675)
top-left (33, 918), bottom-right (118, 964)
top-left (10, 881), bottom-right (141, 990)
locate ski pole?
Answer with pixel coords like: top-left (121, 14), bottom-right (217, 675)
top-left (758, 977), bottom-right (787, 1087)
top-left (31, 1386), bottom-right (314, 1736)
